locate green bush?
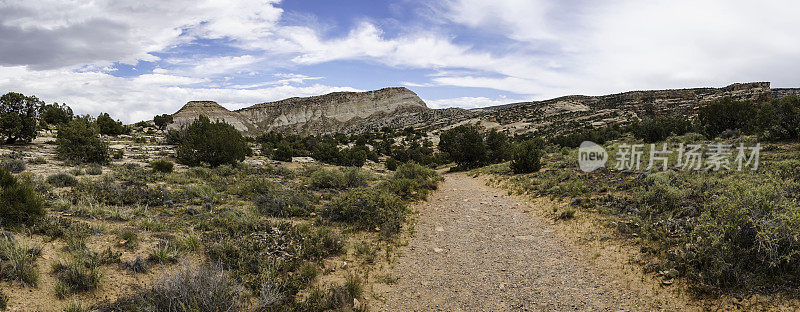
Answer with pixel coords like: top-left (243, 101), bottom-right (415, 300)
top-left (321, 188), bottom-right (406, 236)
top-left (253, 189), bottom-right (312, 217)
top-left (150, 159), bottom-right (174, 173)
top-left (0, 92), bottom-right (40, 144)
top-left (0, 168), bottom-right (44, 226)
top-left (56, 118), bottom-right (109, 164)
top-left (47, 173), bottom-right (78, 187)
top-left (385, 157), bottom-right (398, 171)
top-left (309, 167), bottom-right (370, 189)
top-left (438, 125), bottom-right (486, 169)
top-left (176, 115), bottom-right (250, 167)
top-left (698, 97), bottom-right (757, 138)
top-left (0, 158), bottom-right (25, 173)
top-left (631, 116), bottom-right (692, 143)
top-left (385, 162), bottom-right (442, 200)
top-left (510, 139), bottom-right (544, 174)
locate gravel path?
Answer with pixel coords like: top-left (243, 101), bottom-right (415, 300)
top-left (373, 172), bottom-right (677, 311)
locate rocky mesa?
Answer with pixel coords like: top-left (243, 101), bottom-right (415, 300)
top-left (169, 87), bottom-right (428, 135)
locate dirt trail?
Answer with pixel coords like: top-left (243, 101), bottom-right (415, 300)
top-left (373, 172), bottom-right (692, 311)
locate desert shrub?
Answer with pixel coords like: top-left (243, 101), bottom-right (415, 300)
top-left (321, 188), bottom-right (406, 236)
top-left (309, 167), bottom-right (370, 189)
top-left (150, 159), bottom-right (174, 173)
top-left (438, 125), bottom-right (486, 169)
top-left (176, 115), bottom-right (250, 167)
top-left (0, 92), bottom-right (40, 144)
top-left (111, 149), bottom-right (124, 160)
top-left (631, 116), bottom-right (692, 143)
top-left (28, 157), bottom-right (47, 164)
top-left (47, 173), bottom-right (78, 187)
top-left (0, 168), bottom-right (45, 226)
top-left (56, 118), bottom-right (109, 164)
top-left (756, 95), bottom-right (800, 141)
top-left (510, 139), bottom-right (544, 174)
top-left (253, 189), bottom-right (312, 217)
top-left (0, 236), bottom-right (40, 286)
top-left (385, 162), bottom-right (442, 200)
top-left (272, 141), bottom-right (294, 162)
top-left (698, 97), bottom-right (757, 138)
top-left (85, 164), bottom-right (102, 175)
top-left (103, 264), bottom-right (243, 312)
top-left (686, 177), bottom-right (800, 289)
top-left (95, 113), bottom-right (127, 136)
top-left (385, 157), bottom-right (398, 171)
top-left (0, 158), bottom-right (25, 173)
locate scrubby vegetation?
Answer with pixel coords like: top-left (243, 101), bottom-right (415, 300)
top-left (150, 159), bottom-right (174, 173)
top-left (0, 92), bottom-right (41, 144)
top-left (510, 138), bottom-right (544, 174)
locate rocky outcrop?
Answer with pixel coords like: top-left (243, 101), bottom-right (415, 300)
top-left (170, 101), bottom-right (257, 132)
top-left (169, 87), bottom-right (429, 135)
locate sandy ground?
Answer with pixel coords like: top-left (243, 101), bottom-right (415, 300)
top-left (372, 172), bottom-right (696, 312)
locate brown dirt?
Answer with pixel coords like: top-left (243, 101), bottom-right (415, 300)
top-left (371, 172), bottom-right (698, 311)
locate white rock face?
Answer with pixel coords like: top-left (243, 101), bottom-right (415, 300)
top-left (169, 87), bottom-right (429, 135)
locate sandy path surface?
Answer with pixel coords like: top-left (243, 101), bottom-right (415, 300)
top-left (373, 172), bottom-right (687, 312)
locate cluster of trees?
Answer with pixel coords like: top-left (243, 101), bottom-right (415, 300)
top-left (0, 92), bottom-right (131, 145)
top-left (437, 125), bottom-right (542, 173)
top-left (168, 115), bottom-right (251, 167)
top-left (253, 126), bottom-right (437, 168)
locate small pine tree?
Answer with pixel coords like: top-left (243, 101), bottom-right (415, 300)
top-left (56, 117), bottom-right (110, 164)
top-left (510, 138), bottom-right (544, 174)
top-left (175, 115), bottom-right (250, 167)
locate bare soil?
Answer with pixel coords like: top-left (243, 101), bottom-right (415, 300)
top-left (372, 172), bottom-right (698, 311)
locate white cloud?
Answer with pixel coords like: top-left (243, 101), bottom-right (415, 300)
top-left (0, 66), bottom-right (358, 123)
top-left (425, 96), bottom-right (527, 109)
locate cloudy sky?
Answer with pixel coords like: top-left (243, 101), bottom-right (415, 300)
top-left (1, 0), bottom-right (798, 123)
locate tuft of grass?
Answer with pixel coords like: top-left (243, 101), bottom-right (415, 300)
top-left (52, 253), bottom-right (102, 298)
top-left (116, 229), bottom-right (139, 250)
top-left (147, 241), bottom-right (182, 264)
top-left (0, 237), bottom-right (40, 286)
top-left (62, 301), bottom-right (88, 312)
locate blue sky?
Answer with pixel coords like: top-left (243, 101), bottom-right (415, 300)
top-left (1, 0), bottom-right (799, 123)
